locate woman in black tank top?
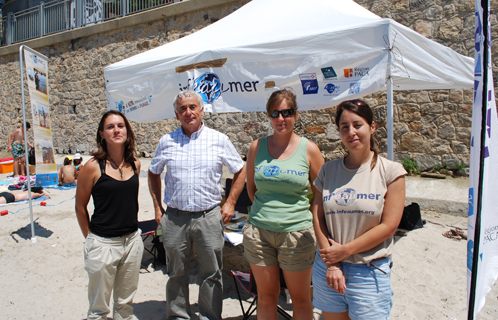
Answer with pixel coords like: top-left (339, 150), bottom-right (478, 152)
top-left (75, 110), bottom-right (144, 320)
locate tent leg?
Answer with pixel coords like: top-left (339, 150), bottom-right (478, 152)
top-left (387, 70), bottom-right (394, 161)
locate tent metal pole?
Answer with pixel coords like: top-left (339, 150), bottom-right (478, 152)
top-left (387, 50), bottom-right (394, 160)
top-left (18, 45), bottom-right (37, 244)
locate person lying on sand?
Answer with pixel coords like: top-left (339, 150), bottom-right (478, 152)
top-left (0, 187), bottom-right (49, 204)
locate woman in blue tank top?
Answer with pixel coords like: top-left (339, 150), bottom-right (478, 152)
top-left (244, 88), bottom-right (324, 319)
top-left (75, 110), bottom-right (143, 320)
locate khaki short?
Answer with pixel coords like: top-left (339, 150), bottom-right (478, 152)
top-left (242, 221), bottom-right (317, 272)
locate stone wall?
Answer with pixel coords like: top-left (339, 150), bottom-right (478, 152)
top-left (0, 0), bottom-right (497, 172)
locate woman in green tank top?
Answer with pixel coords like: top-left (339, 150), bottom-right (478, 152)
top-left (243, 88), bottom-right (324, 319)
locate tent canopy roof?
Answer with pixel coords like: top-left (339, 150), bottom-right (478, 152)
top-left (104, 0), bottom-right (474, 122)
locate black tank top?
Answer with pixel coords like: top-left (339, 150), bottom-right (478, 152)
top-left (89, 158), bottom-right (139, 237)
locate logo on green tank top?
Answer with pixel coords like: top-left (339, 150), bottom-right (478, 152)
top-left (263, 165), bottom-right (281, 177)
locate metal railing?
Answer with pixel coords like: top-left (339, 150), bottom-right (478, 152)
top-left (1, 0), bottom-right (178, 46)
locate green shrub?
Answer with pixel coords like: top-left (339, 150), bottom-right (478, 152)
top-left (433, 164), bottom-right (452, 174)
top-left (402, 158), bottom-right (419, 175)
top-left (433, 163), bottom-right (444, 171)
top-left (456, 162), bottom-right (466, 170)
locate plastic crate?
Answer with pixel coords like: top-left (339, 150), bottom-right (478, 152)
top-left (0, 160), bottom-right (14, 173)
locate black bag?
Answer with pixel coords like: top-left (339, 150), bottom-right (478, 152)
top-left (28, 148), bottom-right (35, 165)
top-left (152, 236), bottom-right (166, 265)
top-left (398, 202), bottom-right (425, 230)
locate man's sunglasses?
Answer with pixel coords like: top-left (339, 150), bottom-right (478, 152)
top-left (270, 108), bottom-right (296, 118)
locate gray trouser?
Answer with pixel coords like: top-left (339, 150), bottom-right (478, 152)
top-left (84, 229), bottom-right (144, 320)
top-left (161, 206), bottom-right (224, 320)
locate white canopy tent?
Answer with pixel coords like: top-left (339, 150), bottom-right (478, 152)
top-left (104, 0), bottom-right (474, 159)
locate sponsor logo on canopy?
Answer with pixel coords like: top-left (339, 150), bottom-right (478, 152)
top-left (299, 73), bottom-right (319, 95)
top-left (348, 82), bottom-right (361, 94)
top-left (344, 67), bottom-right (370, 78)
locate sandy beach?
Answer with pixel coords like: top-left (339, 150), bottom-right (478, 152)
top-left (0, 158), bottom-right (497, 320)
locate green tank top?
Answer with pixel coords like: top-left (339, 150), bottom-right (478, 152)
top-left (249, 136), bottom-right (312, 232)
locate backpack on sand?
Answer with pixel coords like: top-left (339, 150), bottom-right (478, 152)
top-left (398, 202), bottom-right (425, 230)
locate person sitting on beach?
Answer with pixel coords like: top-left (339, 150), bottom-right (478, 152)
top-left (59, 156), bottom-right (77, 187)
top-left (0, 187), bottom-right (49, 204)
top-left (73, 153), bottom-right (84, 176)
top-left (7, 122), bottom-right (32, 178)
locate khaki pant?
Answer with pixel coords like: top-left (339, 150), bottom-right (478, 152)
top-left (162, 206), bottom-right (225, 320)
top-left (84, 229), bottom-right (144, 320)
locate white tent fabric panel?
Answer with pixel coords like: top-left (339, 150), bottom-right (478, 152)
top-left (104, 0), bottom-right (474, 123)
top-left (388, 20), bottom-right (474, 90)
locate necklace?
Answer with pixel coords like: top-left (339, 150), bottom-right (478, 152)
top-left (108, 157), bottom-right (124, 179)
top-left (272, 135), bottom-right (298, 155)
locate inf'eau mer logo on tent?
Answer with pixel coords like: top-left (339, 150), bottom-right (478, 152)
top-left (180, 73), bottom-right (261, 104)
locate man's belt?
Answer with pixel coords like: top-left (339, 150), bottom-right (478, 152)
top-left (167, 206), bottom-right (217, 215)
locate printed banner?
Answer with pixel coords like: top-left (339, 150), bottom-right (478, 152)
top-left (23, 47), bottom-right (58, 186)
top-left (106, 52), bottom-right (388, 122)
top-left (467, 0), bottom-right (498, 316)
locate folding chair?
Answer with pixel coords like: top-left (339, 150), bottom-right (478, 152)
top-left (231, 269), bottom-right (292, 319)
top-left (138, 219), bottom-right (160, 271)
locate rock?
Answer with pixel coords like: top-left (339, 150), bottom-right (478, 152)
top-left (448, 90), bottom-right (463, 103)
top-left (414, 20), bottom-right (434, 37)
top-left (452, 142), bottom-right (468, 154)
top-left (394, 123), bottom-right (410, 137)
top-left (420, 172), bottom-right (447, 179)
top-left (326, 123), bottom-right (340, 140)
top-left (305, 126), bottom-right (325, 133)
top-left (437, 122), bottom-right (456, 139)
top-left (409, 122), bottom-right (423, 131)
top-left (421, 102), bottom-right (443, 114)
top-left (437, 17), bottom-right (464, 40)
top-left (142, 151), bottom-right (152, 158)
top-left (401, 133), bottom-right (425, 152)
top-left (442, 155), bottom-right (460, 170)
top-left (315, 114), bottom-right (331, 125)
top-left (398, 104), bottom-right (422, 121)
top-left (414, 154), bottom-right (441, 172)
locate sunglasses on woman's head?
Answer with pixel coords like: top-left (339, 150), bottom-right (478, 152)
top-left (338, 99), bottom-right (367, 108)
top-left (270, 108), bottom-right (296, 118)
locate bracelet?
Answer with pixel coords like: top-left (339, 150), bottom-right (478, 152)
top-left (327, 266), bottom-right (341, 271)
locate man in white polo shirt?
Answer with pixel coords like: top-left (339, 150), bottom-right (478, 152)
top-left (148, 89), bottom-right (246, 320)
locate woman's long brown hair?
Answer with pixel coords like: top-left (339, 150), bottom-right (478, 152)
top-left (91, 110), bottom-right (137, 163)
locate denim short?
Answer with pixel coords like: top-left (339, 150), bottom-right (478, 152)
top-left (312, 251), bottom-right (393, 319)
top-left (242, 221), bottom-right (316, 272)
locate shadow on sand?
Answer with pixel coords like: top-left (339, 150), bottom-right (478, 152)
top-left (10, 218), bottom-right (53, 242)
